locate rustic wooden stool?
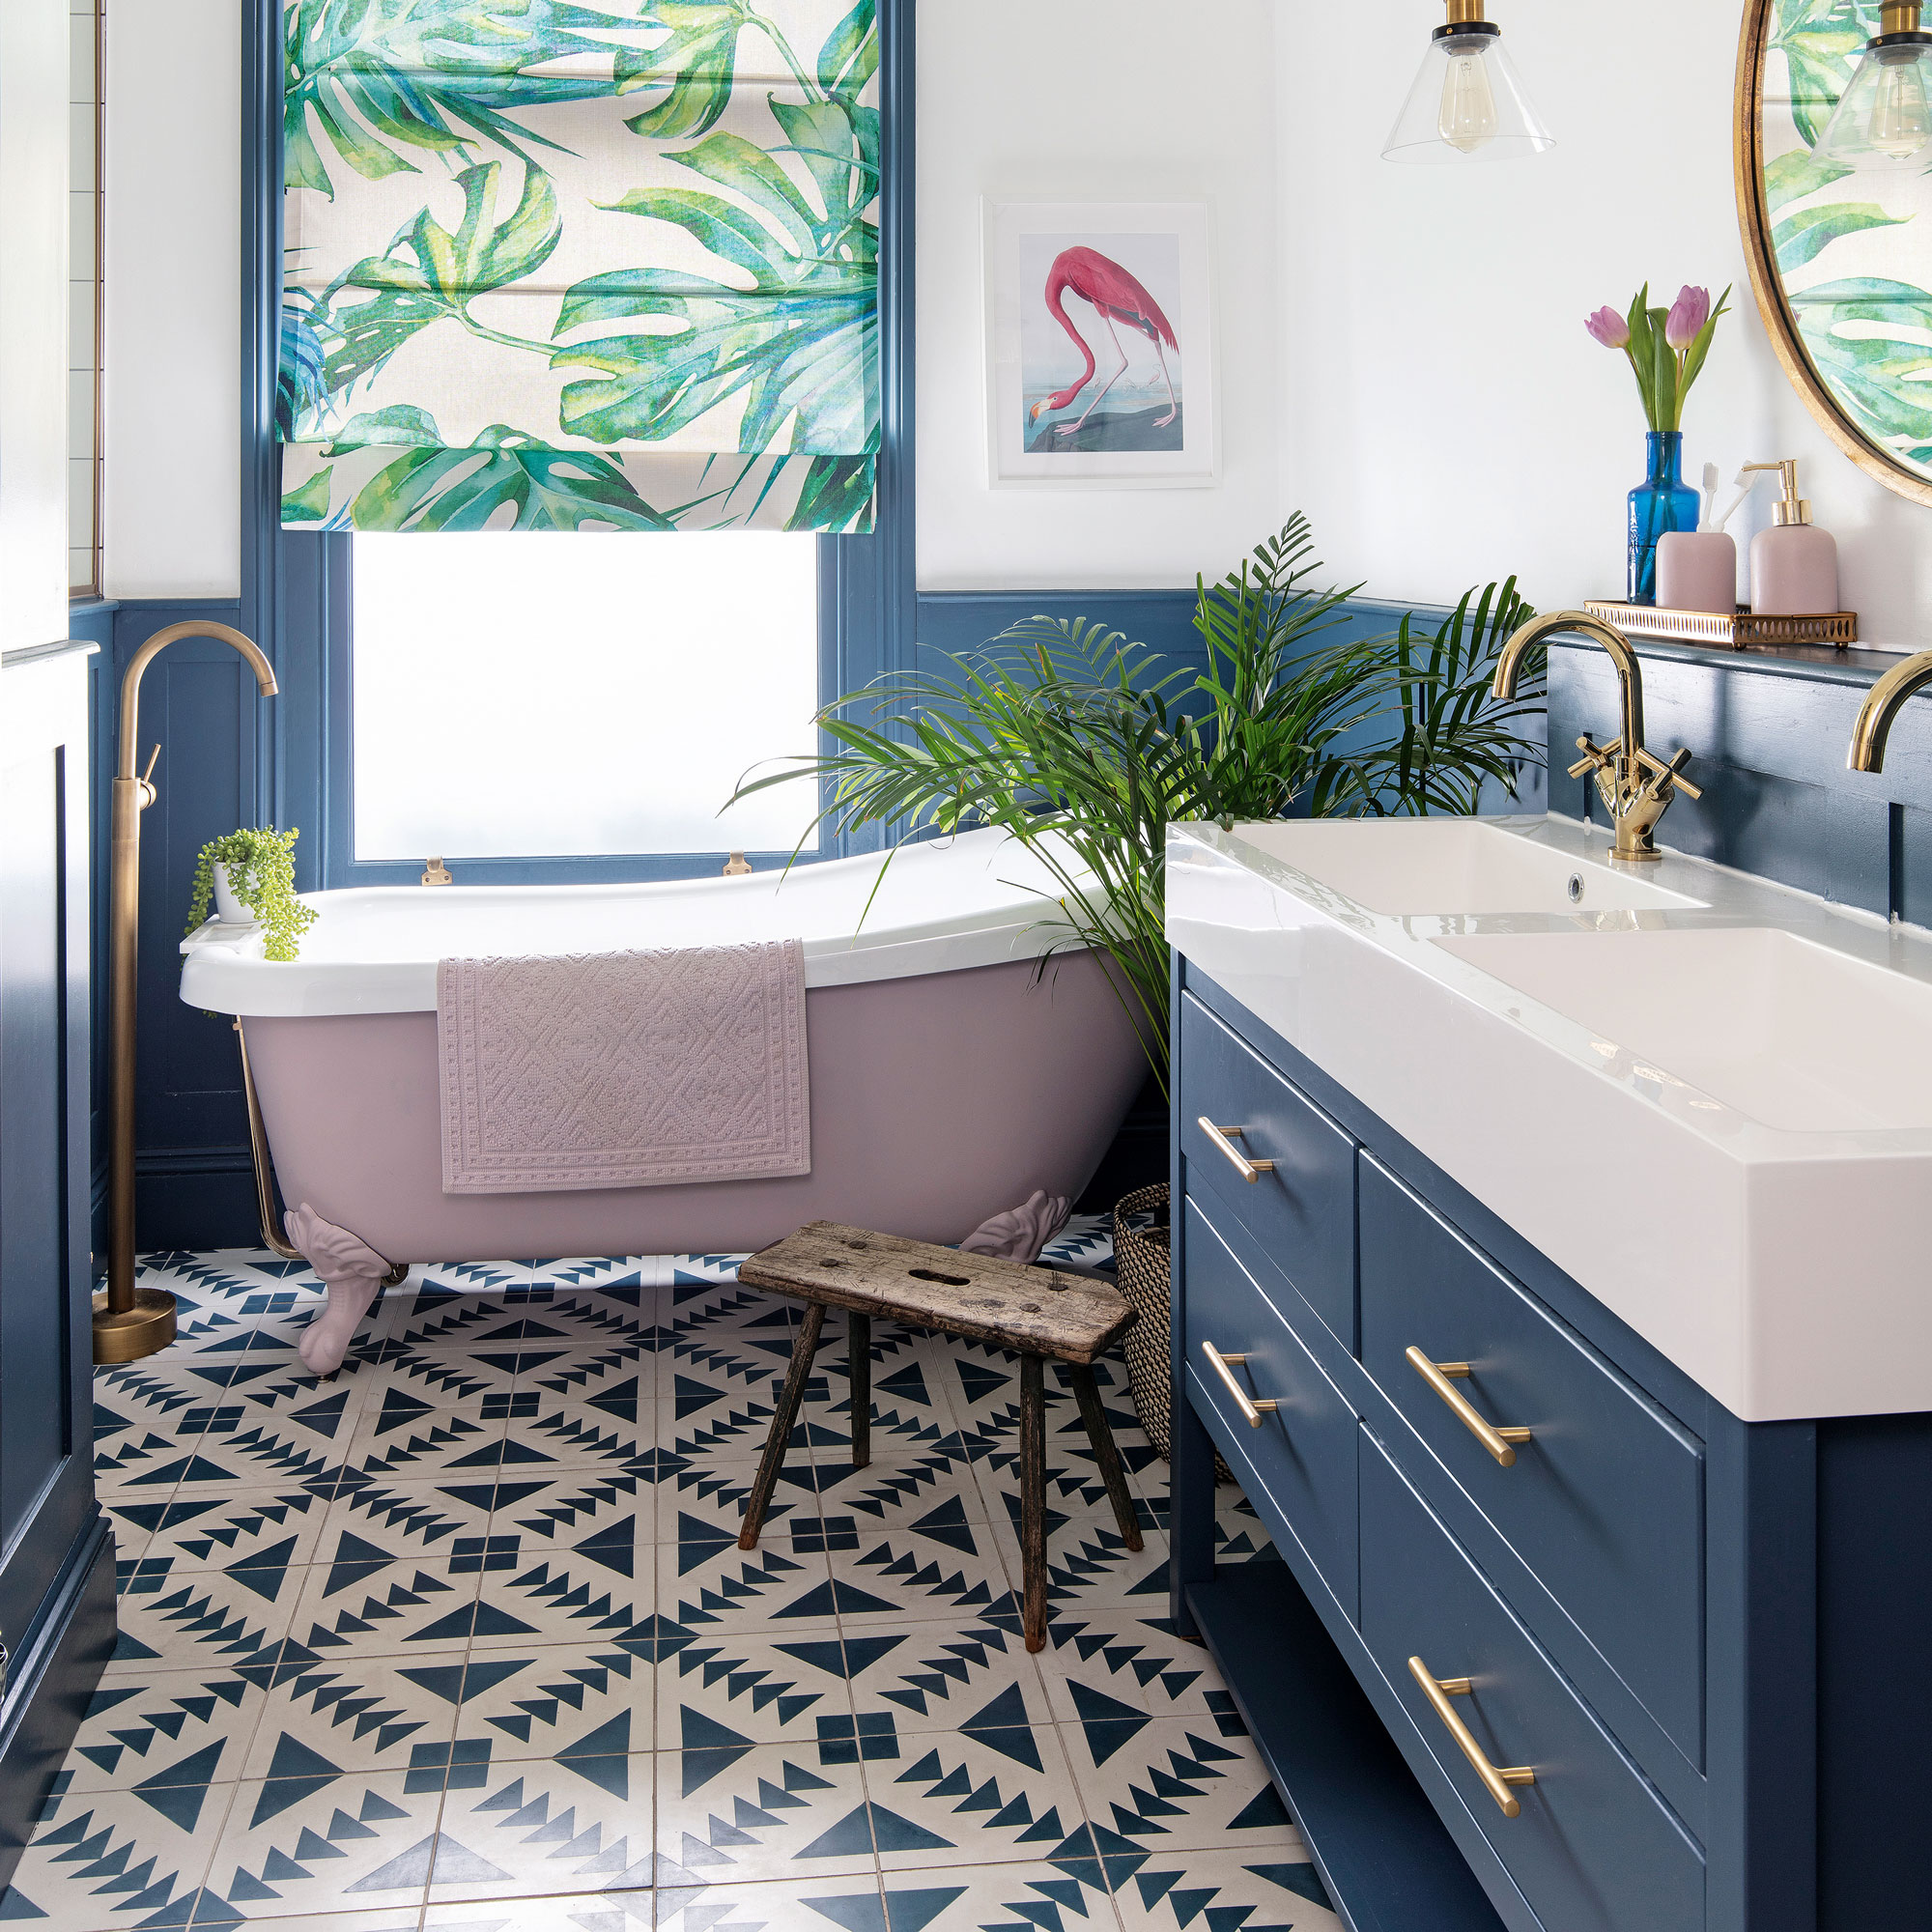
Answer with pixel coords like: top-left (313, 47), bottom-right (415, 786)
top-left (736, 1221), bottom-right (1143, 1652)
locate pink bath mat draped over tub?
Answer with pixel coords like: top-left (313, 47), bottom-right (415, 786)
top-left (436, 941), bottom-right (810, 1193)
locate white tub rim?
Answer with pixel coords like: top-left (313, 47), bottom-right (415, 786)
top-left (179, 827), bottom-right (1112, 1018)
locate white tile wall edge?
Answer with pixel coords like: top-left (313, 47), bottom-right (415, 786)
top-left (101, 0), bottom-right (241, 602)
top-left (0, 0), bottom-right (72, 652)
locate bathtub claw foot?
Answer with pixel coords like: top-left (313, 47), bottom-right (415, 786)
top-left (286, 1203), bottom-right (403, 1378)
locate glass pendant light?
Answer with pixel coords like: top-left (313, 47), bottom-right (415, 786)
top-left (1818, 1), bottom-right (1932, 170)
top-left (1382, 0), bottom-right (1555, 165)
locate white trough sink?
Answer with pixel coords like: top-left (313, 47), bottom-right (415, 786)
top-left (1436, 926), bottom-right (1932, 1135)
top-left (1232, 817), bottom-right (1704, 917)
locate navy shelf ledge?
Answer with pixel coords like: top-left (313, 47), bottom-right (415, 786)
top-left (1187, 1567), bottom-right (1505, 1932)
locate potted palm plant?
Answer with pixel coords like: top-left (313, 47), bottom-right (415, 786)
top-left (732, 514), bottom-right (1545, 1095)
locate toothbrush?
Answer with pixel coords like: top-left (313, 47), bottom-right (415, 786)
top-left (1702, 466), bottom-right (1761, 535)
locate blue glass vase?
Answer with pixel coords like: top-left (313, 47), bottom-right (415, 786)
top-left (1629, 430), bottom-right (1700, 607)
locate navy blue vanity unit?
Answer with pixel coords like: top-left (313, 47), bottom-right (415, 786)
top-left (1167, 955), bottom-right (1932, 1932)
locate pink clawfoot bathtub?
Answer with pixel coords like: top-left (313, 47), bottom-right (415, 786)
top-left (182, 832), bottom-right (1150, 1372)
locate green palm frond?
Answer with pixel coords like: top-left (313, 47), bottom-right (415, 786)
top-left (316, 159), bottom-right (561, 399)
top-left (285, 0), bottom-right (633, 196)
top-left (552, 92), bottom-right (878, 456)
top-left (1322, 580), bottom-right (1543, 820)
top-left (1790, 277), bottom-right (1932, 456)
top-left (316, 412), bottom-right (683, 530)
top-left (616, 1), bottom-right (873, 137)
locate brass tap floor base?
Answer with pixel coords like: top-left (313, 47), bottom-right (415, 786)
top-left (92, 1287), bottom-right (178, 1364)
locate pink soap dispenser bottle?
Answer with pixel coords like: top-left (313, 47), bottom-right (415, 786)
top-left (1741, 459), bottom-right (1839, 616)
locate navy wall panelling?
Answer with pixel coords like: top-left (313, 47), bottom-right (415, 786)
top-left (0, 641), bottom-right (116, 1889)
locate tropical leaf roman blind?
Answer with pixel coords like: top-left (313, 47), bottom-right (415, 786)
top-left (278, 0), bottom-right (880, 533)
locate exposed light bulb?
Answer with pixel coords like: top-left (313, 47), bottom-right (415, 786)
top-left (1383, 10), bottom-right (1553, 165)
top-left (1438, 43), bottom-right (1500, 154)
top-left (1871, 52), bottom-right (1932, 158)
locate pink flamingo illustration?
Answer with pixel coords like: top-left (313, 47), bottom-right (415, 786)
top-left (1029, 245), bottom-right (1180, 439)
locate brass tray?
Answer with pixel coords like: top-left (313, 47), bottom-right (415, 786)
top-left (1583, 600), bottom-right (1857, 650)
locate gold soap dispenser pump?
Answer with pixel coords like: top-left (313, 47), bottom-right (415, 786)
top-left (1740, 459), bottom-right (1840, 617)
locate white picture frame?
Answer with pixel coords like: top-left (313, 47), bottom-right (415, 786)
top-left (983, 199), bottom-right (1217, 490)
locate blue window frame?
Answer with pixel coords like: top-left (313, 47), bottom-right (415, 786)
top-left (249, 0), bottom-right (915, 891)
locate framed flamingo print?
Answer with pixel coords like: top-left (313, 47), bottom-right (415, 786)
top-left (984, 200), bottom-right (1217, 488)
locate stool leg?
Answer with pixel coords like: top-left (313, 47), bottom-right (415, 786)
top-left (739, 1303), bottom-right (826, 1550)
top-left (1069, 1363), bottom-right (1144, 1551)
top-left (848, 1312), bottom-right (870, 1469)
top-left (1020, 1353), bottom-right (1047, 1653)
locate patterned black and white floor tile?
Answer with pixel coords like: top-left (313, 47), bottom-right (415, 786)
top-left (6, 1223), bottom-right (1341, 1931)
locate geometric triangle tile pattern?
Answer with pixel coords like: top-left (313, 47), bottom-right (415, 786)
top-left (3, 1228), bottom-right (1341, 1930)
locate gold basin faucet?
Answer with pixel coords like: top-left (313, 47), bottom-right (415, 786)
top-left (1492, 610), bottom-right (1702, 864)
top-left (1848, 650), bottom-right (1932, 773)
top-left (97, 622), bottom-right (279, 1366)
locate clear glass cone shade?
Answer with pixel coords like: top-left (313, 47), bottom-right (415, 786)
top-left (1817, 43), bottom-right (1932, 170)
top-left (1382, 31), bottom-right (1555, 164)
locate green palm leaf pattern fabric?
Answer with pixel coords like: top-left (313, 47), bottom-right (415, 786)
top-left (279, 0), bottom-right (879, 531)
top-left (1763, 1), bottom-right (1932, 478)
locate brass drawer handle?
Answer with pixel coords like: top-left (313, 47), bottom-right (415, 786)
top-left (1201, 1341), bottom-right (1280, 1428)
top-left (1198, 1119), bottom-right (1275, 1183)
top-left (1406, 1347), bottom-right (1533, 1466)
top-left (1407, 1657), bottom-right (1536, 1817)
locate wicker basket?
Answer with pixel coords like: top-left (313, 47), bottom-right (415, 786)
top-left (1112, 1182), bottom-right (1231, 1480)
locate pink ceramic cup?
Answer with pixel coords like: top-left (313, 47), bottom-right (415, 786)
top-left (1657, 532), bottom-right (1739, 615)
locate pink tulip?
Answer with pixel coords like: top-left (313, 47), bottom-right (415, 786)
top-left (1666, 285), bottom-right (1711, 350)
top-left (1585, 306), bottom-right (1631, 350)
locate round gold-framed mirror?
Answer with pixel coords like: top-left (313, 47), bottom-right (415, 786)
top-left (1737, 0), bottom-right (1932, 507)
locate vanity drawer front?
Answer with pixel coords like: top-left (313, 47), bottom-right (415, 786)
top-left (1179, 993), bottom-right (1357, 1350)
top-left (1358, 1154), bottom-right (1704, 1769)
top-left (1361, 1436), bottom-right (1704, 1932)
top-left (1183, 1194), bottom-right (1359, 1619)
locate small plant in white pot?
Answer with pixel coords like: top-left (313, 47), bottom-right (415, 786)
top-left (186, 826), bottom-right (318, 962)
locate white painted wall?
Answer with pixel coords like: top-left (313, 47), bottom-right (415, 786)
top-left (1279, 1), bottom-right (1931, 649)
top-left (102, 0), bottom-right (241, 601)
top-left (916, 0), bottom-right (1282, 591)
top-left (0, 0), bottom-right (71, 651)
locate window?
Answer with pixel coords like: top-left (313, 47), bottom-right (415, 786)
top-left (351, 533), bottom-right (821, 864)
top-left (266, 1), bottom-right (910, 889)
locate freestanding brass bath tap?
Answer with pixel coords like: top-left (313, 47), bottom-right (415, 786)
top-left (1847, 650), bottom-right (1932, 773)
top-left (1492, 609), bottom-right (1703, 863)
top-left (95, 623), bottom-right (278, 1366)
